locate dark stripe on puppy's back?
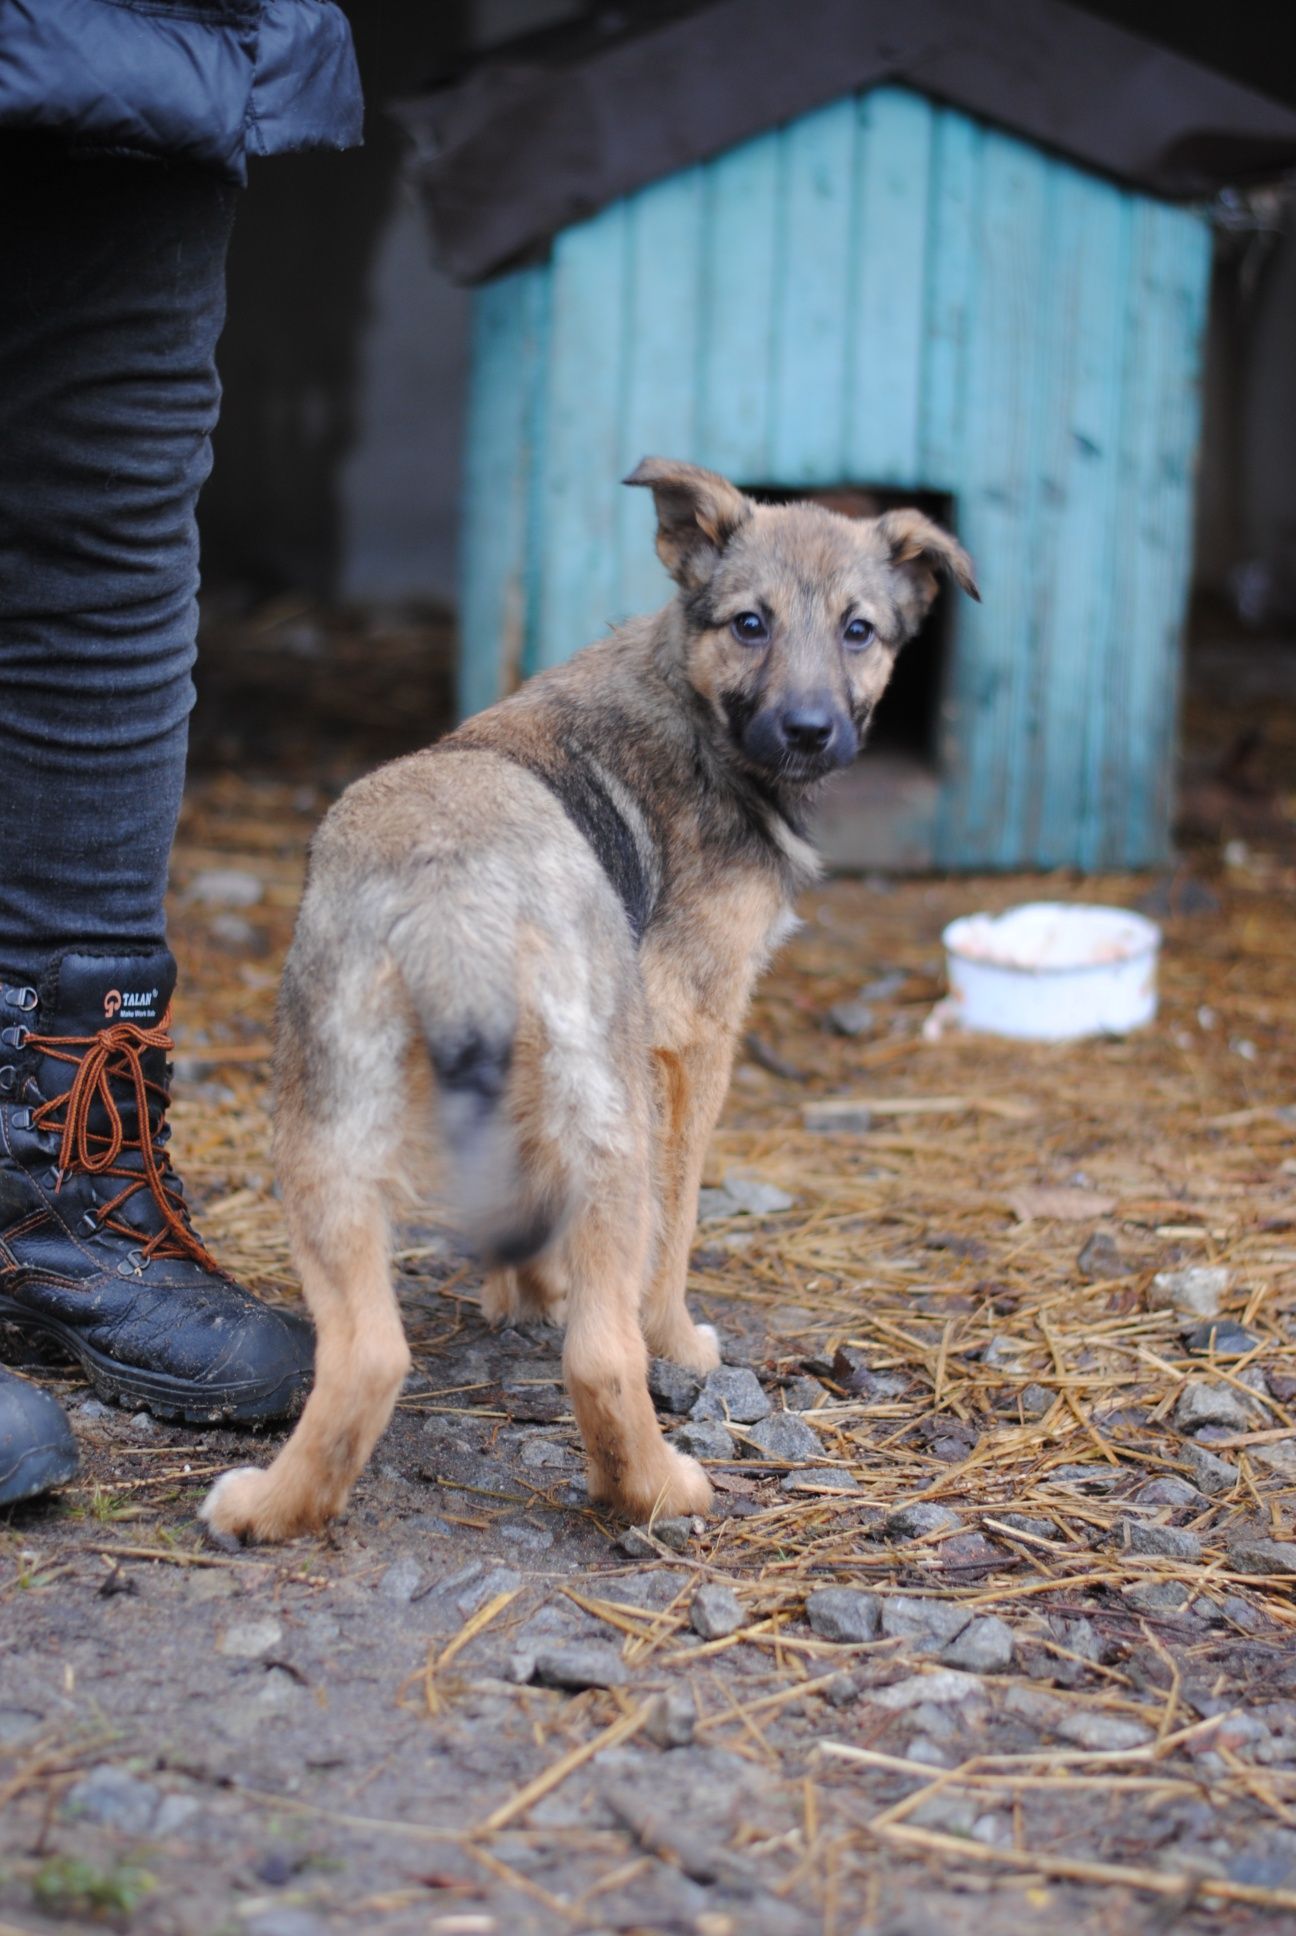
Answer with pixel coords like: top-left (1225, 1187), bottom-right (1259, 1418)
top-left (513, 740), bottom-right (657, 942)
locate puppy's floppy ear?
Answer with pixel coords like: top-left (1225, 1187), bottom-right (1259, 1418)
top-left (624, 457), bottom-right (752, 590)
top-left (877, 508), bottom-right (981, 607)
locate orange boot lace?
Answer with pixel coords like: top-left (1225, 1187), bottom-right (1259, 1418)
top-left (25, 1008), bottom-right (219, 1271)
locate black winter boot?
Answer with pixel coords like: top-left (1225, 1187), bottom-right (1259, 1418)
top-left (0, 950), bottom-right (312, 1423)
top-left (0, 1363), bottom-right (78, 1507)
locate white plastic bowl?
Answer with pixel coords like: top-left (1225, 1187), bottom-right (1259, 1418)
top-left (941, 902), bottom-right (1161, 1042)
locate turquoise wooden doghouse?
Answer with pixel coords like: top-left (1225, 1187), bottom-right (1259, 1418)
top-left (453, 81), bottom-right (1213, 872)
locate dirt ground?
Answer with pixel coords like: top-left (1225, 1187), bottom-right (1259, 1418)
top-left (2, 606), bottom-right (1296, 1936)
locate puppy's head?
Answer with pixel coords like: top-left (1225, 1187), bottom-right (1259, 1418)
top-left (625, 458), bottom-right (979, 787)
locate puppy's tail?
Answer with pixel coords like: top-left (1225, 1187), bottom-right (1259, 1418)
top-left (428, 1025), bottom-right (566, 1268)
top-left (391, 933), bottom-right (567, 1269)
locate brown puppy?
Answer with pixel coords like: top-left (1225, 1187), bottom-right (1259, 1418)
top-left (202, 460), bottom-right (977, 1544)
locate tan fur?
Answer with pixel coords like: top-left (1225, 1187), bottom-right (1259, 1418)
top-left (202, 461), bottom-right (977, 1545)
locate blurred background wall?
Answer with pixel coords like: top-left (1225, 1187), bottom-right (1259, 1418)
top-left (198, 0), bottom-right (1296, 628)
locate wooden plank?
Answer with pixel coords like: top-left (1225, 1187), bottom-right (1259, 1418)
top-left (531, 202), bottom-right (630, 670)
top-left (937, 128), bottom-right (1051, 867)
top-left (615, 167), bottom-right (706, 621)
top-left (1108, 201), bottom-right (1211, 864)
top-left (770, 98), bottom-right (856, 484)
top-left (922, 105), bottom-right (981, 825)
top-left (847, 87), bottom-right (933, 487)
top-left (458, 268), bottom-right (549, 717)
top-left (1028, 172), bottom-right (1130, 868)
top-left (696, 133), bottom-right (780, 485)
top-left (920, 105), bottom-right (980, 497)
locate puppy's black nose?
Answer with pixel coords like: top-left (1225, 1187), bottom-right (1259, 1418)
top-left (780, 707), bottom-right (834, 754)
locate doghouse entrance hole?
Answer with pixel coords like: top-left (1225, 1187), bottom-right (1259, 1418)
top-left (742, 484), bottom-right (957, 767)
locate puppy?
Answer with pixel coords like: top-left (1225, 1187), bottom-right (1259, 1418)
top-left (202, 459), bottom-right (977, 1543)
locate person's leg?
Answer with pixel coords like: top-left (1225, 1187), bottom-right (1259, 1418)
top-left (0, 141), bottom-right (312, 1430)
top-left (0, 139), bottom-right (229, 966)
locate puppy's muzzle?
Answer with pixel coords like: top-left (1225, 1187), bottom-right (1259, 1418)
top-left (741, 696), bottom-right (858, 778)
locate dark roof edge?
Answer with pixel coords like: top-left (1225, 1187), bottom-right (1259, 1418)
top-left (397, 0), bottom-right (1296, 284)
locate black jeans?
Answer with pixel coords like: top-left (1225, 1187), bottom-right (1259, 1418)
top-left (0, 142), bottom-right (237, 980)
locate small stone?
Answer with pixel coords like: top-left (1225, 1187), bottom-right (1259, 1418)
top-left (722, 1171), bottom-right (795, 1215)
top-left (644, 1687), bottom-right (696, 1748)
top-left (208, 912), bottom-right (258, 951)
top-left (1150, 1266), bottom-right (1229, 1320)
top-left (983, 1336), bottom-right (1024, 1369)
top-left (129, 1410), bottom-right (156, 1436)
top-left (1250, 1441), bottom-right (1296, 1480)
top-left (1048, 1463), bottom-right (1122, 1492)
top-left (697, 1187), bottom-right (741, 1222)
top-left (690, 1584), bottom-right (744, 1639)
top-left (1123, 1580), bottom-right (1192, 1614)
top-left (532, 1642), bottom-right (628, 1690)
top-left (1019, 1383), bottom-right (1054, 1419)
top-left (1120, 1520), bottom-right (1202, 1562)
top-left (186, 867), bottom-right (264, 908)
top-left (1181, 1442), bottom-right (1239, 1496)
top-left (781, 1467), bottom-right (859, 1495)
top-left (744, 1411), bottom-right (821, 1462)
top-left (782, 1376), bottom-right (827, 1413)
top-left (77, 1397), bottom-right (112, 1421)
top-left (218, 1617), bottom-right (283, 1660)
top-left (993, 1512), bottom-right (1057, 1541)
top-left (806, 1588), bottom-right (880, 1644)
top-left (520, 1438), bottom-right (576, 1470)
top-left (1175, 1382), bottom-right (1252, 1433)
top-left (869, 1670), bottom-right (983, 1710)
top-left (63, 1765), bottom-right (160, 1835)
top-left (691, 1366), bottom-right (771, 1424)
top-left (1133, 1476), bottom-right (1205, 1510)
top-left (153, 1793), bottom-right (200, 1837)
top-left (499, 1519), bottom-right (555, 1552)
top-left (940, 1615), bottom-right (1015, 1672)
top-left (652, 1516), bottom-right (694, 1553)
top-left (880, 1595), bottom-right (971, 1649)
top-left (1077, 1231), bottom-right (1130, 1281)
top-left (455, 1565), bottom-right (521, 1618)
top-left (903, 1735), bottom-right (953, 1767)
top-left (1184, 1320), bottom-right (1261, 1359)
top-left (671, 1420), bottom-right (735, 1460)
top-left (827, 999), bottom-right (875, 1037)
top-left (648, 1359), bottom-right (705, 1414)
top-left (1230, 1538), bottom-right (1296, 1575)
top-left (617, 1525), bottom-right (660, 1559)
top-left (377, 1556), bottom-right (424, 1603)
top-left (885, 1503), bottom-right (960, 1541)
top-left (245, 1914), bottom-right (329, 1936)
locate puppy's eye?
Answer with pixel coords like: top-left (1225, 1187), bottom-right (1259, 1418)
top-left (844, 617), bottom-right (876, 649)
top-left (730, 611), bottom-right (769, 646)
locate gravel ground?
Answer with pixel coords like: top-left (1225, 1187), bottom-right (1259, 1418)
top-left (2, 615), bottom-right (1295, 1936)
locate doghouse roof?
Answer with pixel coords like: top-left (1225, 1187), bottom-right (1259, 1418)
top-left (400, 0), bottom-right (1296, 283)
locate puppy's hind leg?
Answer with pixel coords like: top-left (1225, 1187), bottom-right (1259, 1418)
top-left (561, 1153), bottom-right (712, 1524)
top-left (202, 995), bottom-right (411, 1545)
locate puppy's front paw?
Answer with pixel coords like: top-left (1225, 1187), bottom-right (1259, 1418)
top-left (200, 1465), bottom-right (323, 1548)
top-left (200, 1466), bottom-right (273, 1546)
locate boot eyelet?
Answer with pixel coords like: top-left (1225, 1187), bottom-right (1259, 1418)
top-left (3, 986), bottom-right (37, 1012)
top-left (0, 1066), bottom-right (15, 1093)
top-left (0, 1026), bottom-right (27, 1050)
top-left (116, 1248), bottom-right (149, 1277)
top-left (80, 1208), bottom-right (102, 1233)
top-left (10, 1107), bottom-right (31, 1130)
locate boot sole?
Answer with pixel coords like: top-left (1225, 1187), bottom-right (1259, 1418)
top-left (0, 1297), bottom-right (308, 1427)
